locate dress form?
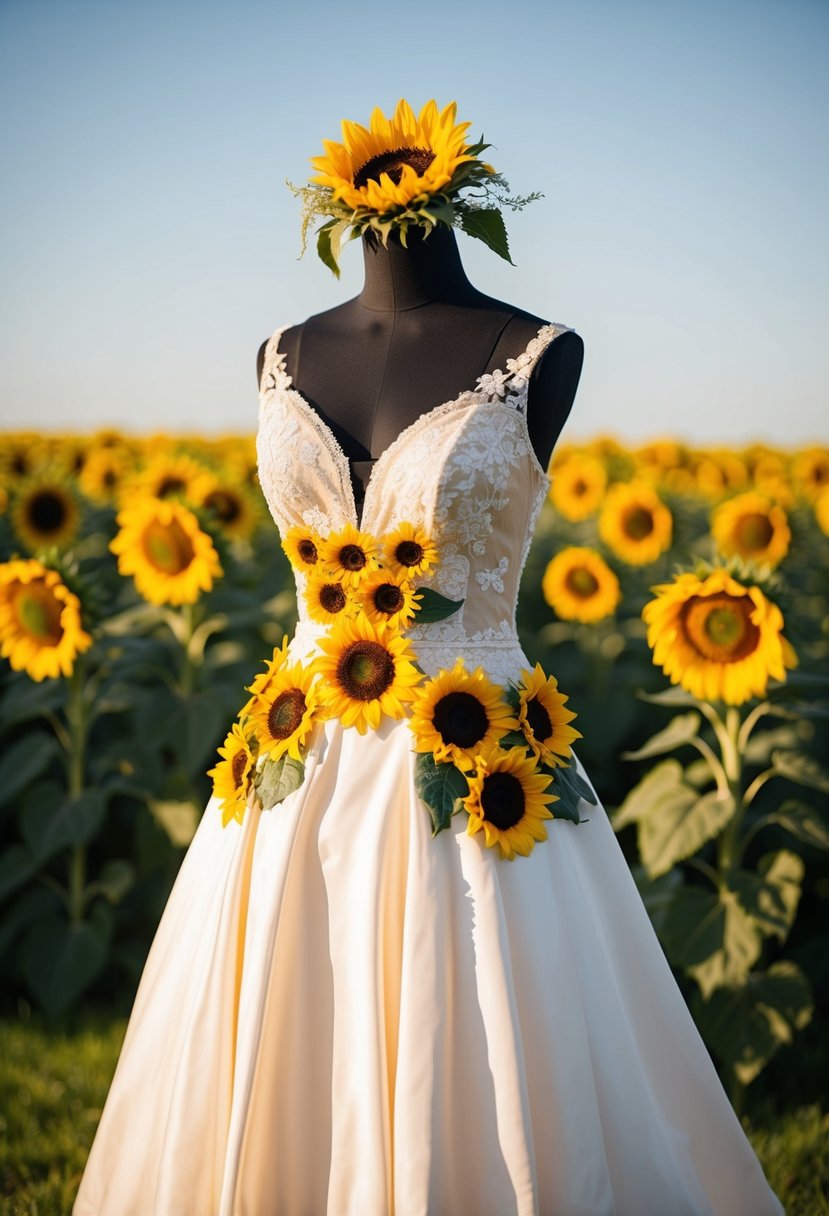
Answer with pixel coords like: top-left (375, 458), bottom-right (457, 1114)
top-left (257, 225), bottom-right (584, 521)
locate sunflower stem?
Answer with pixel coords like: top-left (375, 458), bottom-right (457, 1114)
top-left (65, 657), bottom-right (90, 925)
top-left (178, 602), bottom-right (197, 698)
top-left (715, 706), bottom-right (745, 873)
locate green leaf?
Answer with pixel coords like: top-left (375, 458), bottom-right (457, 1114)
top-left (411, 587), bottom-right (464, 623)
top-left (22, 788), bottom-right (108, 863)
top-left (256, 753), bottom-right (305, 810)
top-left (0, 732), bottom-right (61, 808)
top-left (0, 846), bottom-right (37, 902)
top-left (690, 960), bottom-right (813, 1085)
top-left (660, 883), bottom-right (763, 998)
top-left (21, 911), bottom-right (111, 1016)
top-left (768, 799), bottom-right (829, 850)
top-left (730, 851), bottom-right (803, 943)
top-left (621, 712), bottom-right (702, 761)
top-left (149, 799), bottom-right (199, 846)
top-left (413, 752), bottom-right (469, 836)
top-left (770, 749), bottom-right (829, 794)
top-left (0, 675), bottom-right (64, 729)
top-left (742, 724), bottom-right (801, 766)
top-left (457, 207), bottom-right (513, 263)
top-left (546, 763), bottom-right (589, 823)
top-left (87, 859), bottom-right (136, 905)
top-left (499, 729), bottom-right (530, 749)
top-left (636, 686), bottom-right (700, 708)
top-left (316, 220), bottom-right (341, 278)
top-left (611, 760), bottom-right (735, 877)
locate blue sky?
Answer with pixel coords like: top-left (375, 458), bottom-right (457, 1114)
top-left (1, 0), bottom-right (827, 445)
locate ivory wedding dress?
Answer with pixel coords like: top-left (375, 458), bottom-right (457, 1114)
top-left (73, 322), bottom-right (784, 1216)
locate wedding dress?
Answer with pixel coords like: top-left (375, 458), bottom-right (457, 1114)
top-left (73, 322), bottom-right (784, 1216)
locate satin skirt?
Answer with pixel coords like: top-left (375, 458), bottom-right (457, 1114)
top-left (73, 715), bottom-right (784, 1216)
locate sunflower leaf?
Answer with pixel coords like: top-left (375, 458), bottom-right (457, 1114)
top-left (543, 763), bottom-right (586, 823)
top-left (500, 729), bottom-right (529, 749)
top-left (316, 221), bottom-right (341, 279)
top-left (456, 207), bottom-right (513, 264)
top-left (621, 712), bottom-right (702, 761)
top-left (256, 753), bottom-right (305, 810)
top-left (413, 752), bottom-right (469, 836)
top-left (411, 587), bottom-right (464, 623)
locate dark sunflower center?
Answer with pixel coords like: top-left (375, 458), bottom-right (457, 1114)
top-left (395, 540), bottom-right (424, 568)
top-left (565, 566), bottom-right (600, 598)
top-left (681, 593), bottom-right (761, 663)
top-left (573, 478), bottom-right (588, 496)
top-left (204, 490), bottom-right (240, 524)
top-left (374, 583), bottom-right (404, 614)
top-left (353, 146), bottom-right (435, 189)
top-left (623, 506), bottom-right (655, 540)
top-left (481, 770), bottom-right (526, 831)
top-left (268, 688), bottom-right (307, 739)
top-left (734, 512), bottom-right (774, 552)
top-left (231, 749), bottom-right (248, 788)
top-left (16, 586), bottom-right (63, 643)
top-left (298, 538), bottom-right (318, 565)
top-left (337, 640), bottom-right (395, 701)
top-left (157, 476), bottom-right (188, 498)
top-left (319, 582), bottom-right (347, 613)
top-left (338, 544), bottom-right (367, 572)
top-left (143, 518), bottom-right (196, 575)
top-left (28, 490), bottom-right (68, 534)
top-left (433, 691), bottom-right (489, 749)
top-left (525, 697), bottom-right (553, 743)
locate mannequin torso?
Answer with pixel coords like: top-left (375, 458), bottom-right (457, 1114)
top-left (257, 226), bottom-right (584, 521)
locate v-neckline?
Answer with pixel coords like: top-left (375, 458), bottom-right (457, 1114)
top-left (261, 322), bottom-right (556, 527)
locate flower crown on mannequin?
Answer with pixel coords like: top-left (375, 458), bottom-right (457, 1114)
top-left (288, 98), bottom-right (543, 277)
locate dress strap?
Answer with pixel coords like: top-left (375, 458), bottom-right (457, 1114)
top-left (260, 323), bottom-right (291, 392)
top-left (503, 322), bottom-right (574, 398)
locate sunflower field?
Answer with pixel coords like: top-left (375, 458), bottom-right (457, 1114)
top-left (1, 428), bottom-right (828, 1129)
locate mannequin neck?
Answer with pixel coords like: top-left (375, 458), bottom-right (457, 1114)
top-left (358, 225), bottom-right (482, 312)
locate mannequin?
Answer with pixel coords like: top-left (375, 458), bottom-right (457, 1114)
top-left (257, 224), bottom-right (584, 523)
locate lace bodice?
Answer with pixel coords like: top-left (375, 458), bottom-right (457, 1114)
top-left (256, 320), bottom-right (573, 681)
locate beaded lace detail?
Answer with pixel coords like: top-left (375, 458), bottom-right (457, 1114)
top-left (256, 319), bottom-right (573, 681)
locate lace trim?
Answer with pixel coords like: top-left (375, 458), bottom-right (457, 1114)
top-left (259, 320), bottom-right (572, 526)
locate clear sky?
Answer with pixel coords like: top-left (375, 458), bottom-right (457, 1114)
top-left (1, 0), bottom-right (827, 445)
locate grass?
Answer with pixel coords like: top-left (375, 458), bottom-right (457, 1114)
top-left (1, 1004), bottom-right (827, 1215)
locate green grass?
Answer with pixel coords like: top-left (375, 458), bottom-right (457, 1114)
top-left (1, 1007), bottom-right (827, 1215)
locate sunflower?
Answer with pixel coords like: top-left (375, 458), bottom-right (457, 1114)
top-left (207, 721), bottom-right (257, 828)
top-left (303, 568), bottom-right (356, 624)
top-left (598, 480), bottom-right (673, 565)
top-left (549, 455), bottom-right (607, 521)
top-left (10, 471), bottom-right (82, 553)
top-left (238, 635), bottom-right (291, 722)
top-left (282, 523), bottom-right (325, 572)
top-left (514, 662), bottom-right (581, 767)
top-left (310, 98), bottom-right (475, 215)
top-left (358, 567), bottom-right (422, 629)
top-left (541, 546), bottom-right (621, 623)
top-left (78, 446), bottom-right (133, 504)
top-left (463, 744), bottom-right (558, 860)
top-left (0, 558), bottom-right (93, 681)
top-left (319, 522), bottom-right (381, 589)
top-left (642, 567), bottom-right (799, 706)
top-left (791, 447), bottom-right (829, 501)
top-left (309, 612), bottom-right (423, 734)
top-left (247, 658), bottom-right (323, 763)
top-left (711, 492), bottom-right (791, 568)
top-left (190, 474), bottom-right (258, 542)
top-left (119, 450), bottom-right (215, 507)
top-left (109, 496), bottom-right (223, 605)
top-left (408, 657), bottom-right (518, 772)
top-left (382, 520), bottom-right (439, 578)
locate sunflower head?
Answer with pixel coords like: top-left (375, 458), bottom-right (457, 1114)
top-left (207, 721), bottom-right (258, 828)
top-left (109, 495), bottom-right (223, 605)
top-left (291, 98), bottom-right (542, 275)
top-left (282, 523), bottom-right (325, 572)
top-left (358, 567), bottom-right (422, 629)
top-left (598, 480), bottom-right (673, 566)
top-left (514, 662), bottom-right (582, 767)
top-left (711, 491), bottom-right (791, 568)
top-left (0, 557), bottom-right (93, 681)
top-left (642, 566), bottom-right (799, 706)
top-left (541, 546), bottom-right (621, 624)
top-left (319, 522), bottom-right (381, 589)
top-left (463, 743), bottom-right (558, 861)
top-left (247, 658), bottom-right (322, 763)
top-left (408, 657), bottom-right (519, 771)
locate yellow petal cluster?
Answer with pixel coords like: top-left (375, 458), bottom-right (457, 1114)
top-left (110, 496), bottom-right (223, 606)
top-left (463, 743), bottom-right (558, 860)
top-left (642, 567), bottom-right (798, 705)
top-left (0, 557), bottom-right (93, 681)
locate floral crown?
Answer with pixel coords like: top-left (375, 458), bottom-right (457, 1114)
top-left (288, 98), bottom-right (543, 277)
